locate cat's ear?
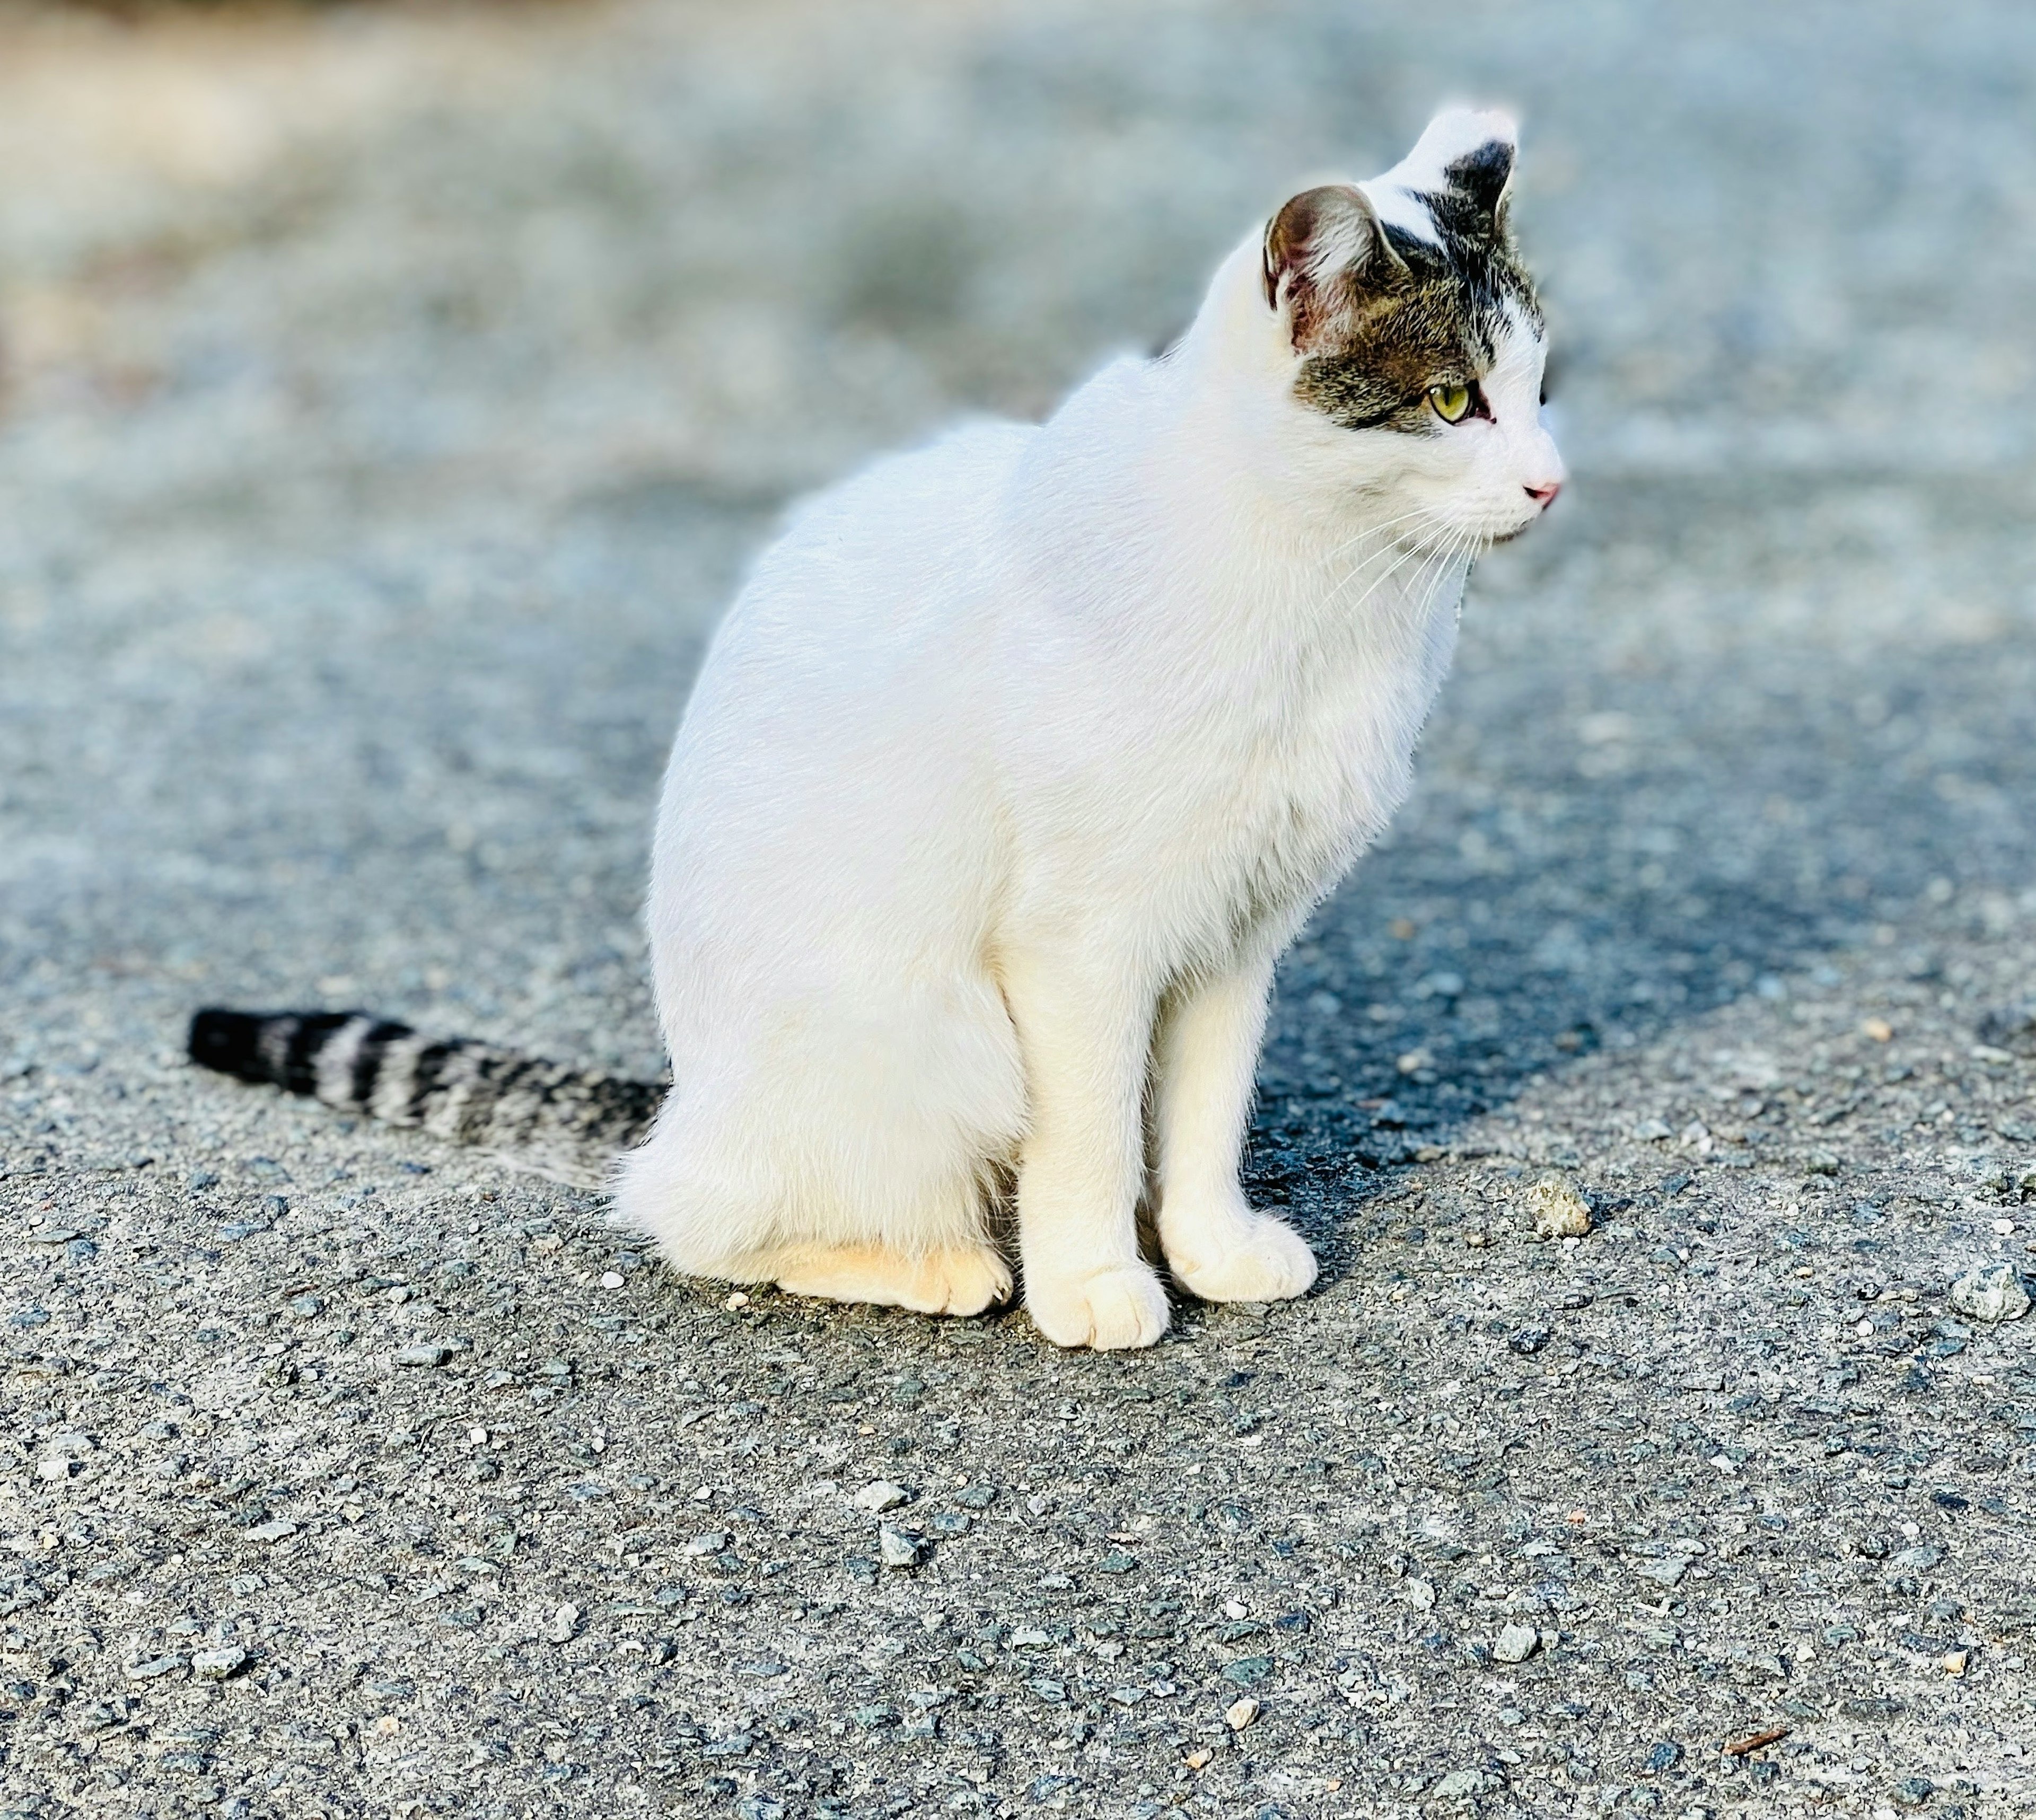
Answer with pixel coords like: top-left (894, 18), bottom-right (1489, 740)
top-left (1398, 108), bottom-right (1518, 236)
top-left (1262, 184), bottom-right (1405, 355)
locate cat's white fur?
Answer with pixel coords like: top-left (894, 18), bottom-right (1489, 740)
top-left (615, 111), bottom-right (1564, 1347)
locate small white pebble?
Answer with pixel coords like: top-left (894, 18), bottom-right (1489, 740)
top-left (692, 1484), bottom-right (714, 1502)
top-left (1994, 1219), bottom-right (2016, 1236)
top-left (878, 1525), bottom-right (924, 1569)
top-left (467, 1426), bottom-right (487, 1447)
top-left (1225, 1697), bottom-right (1260, 1730)
top-left (1222, 1598), bottom-right (1248, 1620)
top-left (1950, 1260), bottom-right (2031, 1323)
top-left (192, 1645), bottom-right (248, 1682)
top-left (1526, 1176), bottom-right (1594, 1239)
top-left (725, 1291), bottom-right (749, 1309)
top-left (600, 1271), bottom-right (625, 1289)
top-left (852, 1480), bottom-right (909, 1513)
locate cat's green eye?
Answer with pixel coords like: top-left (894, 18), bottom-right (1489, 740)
top-left (1428, 383), bottom-right (1474, 424)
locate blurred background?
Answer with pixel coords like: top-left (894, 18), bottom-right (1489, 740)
top-left (2, 0), bottom-right (2033, 1120)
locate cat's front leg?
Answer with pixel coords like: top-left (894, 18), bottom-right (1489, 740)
top-left (1002, 952), bottom-right (1171, 1350)
top-left (1153, 955), bottom-right (1319, 1304)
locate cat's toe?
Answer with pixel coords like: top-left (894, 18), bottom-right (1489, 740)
top-left (1025, 1260), bottom-right (1171, 1350)
top-left (1171, 1215), bottom-right (1318, 1304)
top-left (926, 1247), bottom-right (1013, 1316)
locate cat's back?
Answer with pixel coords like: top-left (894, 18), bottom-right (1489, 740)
top-left (664, 417), bottom-right (1034, 836)
top-left (735, 417), bottom-right (1033, 640)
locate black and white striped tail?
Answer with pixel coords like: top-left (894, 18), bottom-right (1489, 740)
top-left (187, 1009), bottom-right (663, 1170)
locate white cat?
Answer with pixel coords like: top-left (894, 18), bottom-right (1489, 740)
top-left (611, 108), bottom-right (1564, 1347)
top-left (188, 110), bottom-right (1560, 1347)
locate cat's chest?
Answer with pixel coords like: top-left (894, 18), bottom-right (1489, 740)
top-left (1151, 607), bottom-right (1456, 920)
top-left (1202, 617), bottom-right (1444, 815)
top-left (1213, 676), bottom-right (1408, 861)
top-left (1006, 558), bottom-right (1462, 939)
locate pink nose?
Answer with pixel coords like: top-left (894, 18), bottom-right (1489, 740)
top-left (1525, 480), bottom-right (1563, 507)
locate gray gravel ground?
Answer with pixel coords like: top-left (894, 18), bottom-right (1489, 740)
top-left (4, 2), bottom-right (2036, 1816)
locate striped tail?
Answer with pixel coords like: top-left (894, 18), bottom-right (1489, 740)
top-left (187, 1008), bottom-right (663, 1180)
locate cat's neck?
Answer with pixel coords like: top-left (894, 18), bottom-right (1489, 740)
top-left (1016, 325), bottom-right (1469, 658)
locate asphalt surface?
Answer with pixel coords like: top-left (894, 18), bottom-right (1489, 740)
top-left (3, 3), bottom-right (2034, 1817)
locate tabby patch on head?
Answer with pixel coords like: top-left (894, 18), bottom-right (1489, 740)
top-left (1264, 127), bottom-right (1542, 434)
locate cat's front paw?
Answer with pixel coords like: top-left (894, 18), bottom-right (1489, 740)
top-left (1170, 1214), bottom-right (1318, 1304)
top-left (1025, 1260), bottom-right (1171, 1350)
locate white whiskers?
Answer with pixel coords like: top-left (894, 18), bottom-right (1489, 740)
top-left (1314, 504), bottom-right (1467, 622)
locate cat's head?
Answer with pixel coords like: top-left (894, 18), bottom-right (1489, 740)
top-left (1224, 109), bottom-right (1563, 548)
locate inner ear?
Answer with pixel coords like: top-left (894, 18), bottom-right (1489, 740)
top-left (1443, 140), bottom-right (1515, 227)
top-left (1262, 184), bottom-right (1403, 355)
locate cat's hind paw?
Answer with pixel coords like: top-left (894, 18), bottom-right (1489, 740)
top-left (773, 1243), bottom-right (1012, 1316)
top-left (1024, 1260), bottom-right (1171, 1350)
top-left (1169, 1214), bottom-right (1318, 1304)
